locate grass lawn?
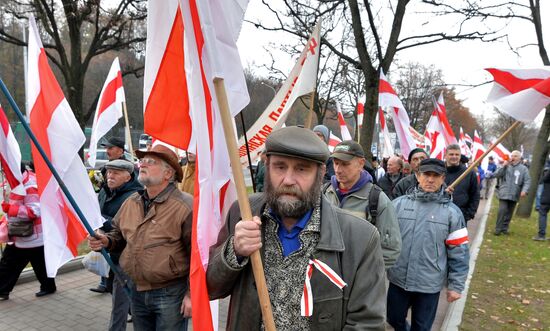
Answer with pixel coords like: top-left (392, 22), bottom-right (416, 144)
top-left (461, 199), bottom-right (550, 330)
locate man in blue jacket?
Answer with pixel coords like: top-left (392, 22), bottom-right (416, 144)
top-left (388, 158), bottom-right (469, 331)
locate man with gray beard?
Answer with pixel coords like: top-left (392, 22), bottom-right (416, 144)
top-left (207, 126), bottom-right (386, 330)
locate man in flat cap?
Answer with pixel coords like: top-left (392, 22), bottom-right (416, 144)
top-left (392, 148), bottom-right (428, 199)
top-left (207, 126), bottom-right (386, 330)
top-left (101, 137), bottom-right (127, 162)
top-left (89, 145), bottom-right (193, 330)
top-left (388, 158), bottom-right (469, 331)
top-left (324, 140), bottom-right (401, 270)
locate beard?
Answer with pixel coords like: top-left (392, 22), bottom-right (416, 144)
top-left (138, 172), bottom-right (162, 187)
top-left (265, 167), bottom-right (323, 219)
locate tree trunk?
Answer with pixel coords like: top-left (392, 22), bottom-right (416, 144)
top-left (515, 106), bottom-right (550, 218)
top-left (360, 77), bottom-right (378, 159)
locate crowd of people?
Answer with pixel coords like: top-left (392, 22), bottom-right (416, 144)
top-left (1, 125), bottom-right (546, 330)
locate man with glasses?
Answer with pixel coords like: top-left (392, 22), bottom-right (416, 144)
top-left (88, 145), bottom-right (193, 330)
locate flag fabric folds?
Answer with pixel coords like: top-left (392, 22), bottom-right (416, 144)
top-left (471, 130), bottom-right (486, 162)
top-left (458, 127), bottom-right (472, 158)
top-left (378, 108), bottom-right (394, 158)
top-left (488, 138), bottom-right (511, 162)
top-left (144, 1), bottom-right (249, 329)
top-left (328, 132), bottom-right (342, 152)
top-left (434, 93), bottom-right (457, 145)
top-left (425, 109), bottom-right (447, 160)
top-left (379, 70), bottom-right (416, 157)
top-left (336, 101), bottom-right (352, 141)
top-left (0, 103), bottom-right (25, 195)
top-left (485, 68), bottom-right (550, 122)
top-left (357, 102), bottom-right (364, 129)
top-left (88, 57), bottom-right (125, 167)
top-left (26, 15), bottom-right (104, 277)
top-left (236, 21), bottom-right (322, 166)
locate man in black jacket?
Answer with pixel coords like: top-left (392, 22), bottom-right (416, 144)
top-left (378, 156), bottom-right (404, 200)
top-left (444, 144), bottom-right (480, 223)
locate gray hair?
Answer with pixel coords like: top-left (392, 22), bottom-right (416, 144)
top-left (160, 159), bottom-right (177, 183)
top-left (446, 144), bottom-right (461, 152)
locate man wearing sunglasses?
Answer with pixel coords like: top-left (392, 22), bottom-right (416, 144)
top-left (89, 144), bottom-right (193, 330)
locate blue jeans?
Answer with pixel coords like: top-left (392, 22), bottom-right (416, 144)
top-left (538, 205), bottom-right (549, 237)
top-left (387, 282), bottom-right (440, 331)
top-left (131, 281), bottom-right (188, 331)
top-left (536, 184), bottom-right (543, 210)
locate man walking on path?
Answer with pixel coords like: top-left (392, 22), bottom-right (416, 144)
top-left (207, 126), bottom-right (386, 330)
top-left (493, 150), bottom-right (531, 235)
top-left (388, 158), bottom-right (469, 331)
top-left (88, 145), bottom-right (193, 330)
top-left (324, 140), bottom-right (401, 269)
top-left (444, 144), bottom-right (480, 223)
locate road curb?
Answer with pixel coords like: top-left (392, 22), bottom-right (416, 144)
top-left (16, 256), bottom-right (85, 285)
top-left (440, 191), bottom-right (493, 330)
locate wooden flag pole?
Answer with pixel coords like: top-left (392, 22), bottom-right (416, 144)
top-left (305, 91), bottom-right (316, 129)
top-left (122, 102), bottom-right (134, 156)
top-left (213, 78), bottom-right (276, 331)
top-left (448, 121), bottom-right (520, 190)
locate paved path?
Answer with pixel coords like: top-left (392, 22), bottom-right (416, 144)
top-left (0, 199), bottom-right (487, 330)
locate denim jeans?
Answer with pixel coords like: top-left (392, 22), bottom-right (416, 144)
top-left (109, 266), bottom-right (131, 331)
top-left (387, 282), bottom-right (440, 331)
top-left (131, 281), bottom-right (188, 331)
top-left (538, 205), bottom-right (549, 237)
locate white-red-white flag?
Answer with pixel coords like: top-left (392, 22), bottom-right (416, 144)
top-left (26, 15), bottom-right (104, 277)
top-left (145, 1), bottom-right (249, 330)
top-left (328, 131), bottom-right (342, 152)
top-left (472, 130), bottom-right (486, 162)
top-left (0, 103), bottom-right (25, 195)
top-left (434, 93), bottom-right (457, 145)
top-left (88, 57), bottom-right (125, 167)
top-left (336, 101), bottom-right (352, 141)
top-left (378, 108), bottom-right (394, 158)
top-left (488, 138), bottom-right (511, 162)
top-left (458, 127), bottom-right (472, 158)
top-left (425, 109), bottom-right (447, 160)
top-left (379, 70), bottom-right (416, 157)
top-left (485, 68), bottom-right (550, 122)
top-left (357, 102), bottom-right (364, 129)
top-left (236, 21), bottom-right (322, 165)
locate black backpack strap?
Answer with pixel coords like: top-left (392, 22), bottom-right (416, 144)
top-left (366, 183), bottom-right (382, 225)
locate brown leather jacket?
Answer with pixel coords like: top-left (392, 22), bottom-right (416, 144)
top-left (107, 184), bottom-right (193, 291)
top-left (207, 194), bottom-right (386, 330)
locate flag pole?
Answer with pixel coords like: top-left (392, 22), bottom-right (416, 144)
top-left (305, 90), bottom-right (316, 129)
top-left (122, 101), bottom-right (134, 156)
top-left (0, 78), bottom-right (127, 292)
top-left (239, 112), bottom-right (257, 192)
top-left (448, 121), bottom-right (520, 190)
top-left (213, 78), bottom-right (276, 331)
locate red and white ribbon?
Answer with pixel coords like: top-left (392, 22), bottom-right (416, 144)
top-left (301, 259), bottom-right (347, 317)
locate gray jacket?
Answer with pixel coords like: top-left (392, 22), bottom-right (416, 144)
top-left (207, 194), bottom-right (386, 330)
top-left (493, 163), bottom-right (531, 201)
top-left (324, 182), bottom-right (401, 269)
top-left (389, 188), bottom-right (470, 294)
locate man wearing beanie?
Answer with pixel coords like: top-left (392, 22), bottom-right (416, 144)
top-left (207, 126), bottom-right (386, 330)
top-left (313, 124), bottom-right (335, 182)
top-left (392, 148), bottom-right (428, 198)
top-left (388, 158), bottom-right (469, 331)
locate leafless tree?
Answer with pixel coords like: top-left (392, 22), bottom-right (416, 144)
top-left (247, 0), bottom-right (501, 157)
top-left (0, 0), bottom-right (147, 128)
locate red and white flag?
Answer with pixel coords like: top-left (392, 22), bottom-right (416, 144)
top-left (425, 110), bottom-right (446, 160)
top-left (236, 21), bottom-right (322, 166)
top-left (472, 130), bottom-right (486, 162)
top-left (26, 15), bottom-right (104, 277)
top-left (379, 70), bottom-right (416, 157)
top-left (434, 93), bottom-right (457, 145)
top-left (485, 68), bottom-right (550, 122)
top-left (0, 103), bottom-right (25, 195)
top-left (458, 127), bottom-right (472, 158)
top-left (328, 132), bottom-right (342, 152)
top-left (336, 101), bottom-right (352, 141)
top-left (357, 102), bottom-right (364, 129)
top-left (144, 1), bottom-right (249, 330)
top-left (488, 138), bottom-right (511, 162)
top-left (378, 108), bottom-right (394, 158)
top-left (88, 57), bottom-right (125, 167)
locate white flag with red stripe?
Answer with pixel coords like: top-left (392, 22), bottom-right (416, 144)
top-left (488, 138), bottom-right (511, 162)
top-left (26, 15), bottom-right (104, 277)
top-left (336, 101), bottom-right (352, 141)
top-left (472, 130), bottom-right (486, 162)
top-left (328, 132), bottom-right (342, 152)
top-left (357, 102), bottom-right (364, 129)
top-left (145, 1), bottom-right (249, 329)
top-left (425, 110), bottom-right (446, 160)
top-left (0, 103), bottom-right (25, 195)
top-left (378, 108), bottom-right (394, 158)
top-left (88, 57), bottom-right (125, 167)
top-left (485, 68), bottom-right (550, 122)
top-left (458, 127), bottom-right (472, 158)
top-left (379, 70), bottom-right (416, 157)
top-left (434, 93), bottom-right (457, 145)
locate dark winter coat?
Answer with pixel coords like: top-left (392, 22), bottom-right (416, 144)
top-left (378, 172), bottom-right (405, 200)
top-left (445, 164), bottom-right (480, 222)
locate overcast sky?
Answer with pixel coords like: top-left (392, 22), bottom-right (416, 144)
top-left (236, 0), bottom-right (549, 124)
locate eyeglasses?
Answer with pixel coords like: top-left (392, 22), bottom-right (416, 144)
top-left (139, 158), bottom-right (159, 166)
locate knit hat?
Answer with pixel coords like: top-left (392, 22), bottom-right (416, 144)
top-left (312, 125), bottom-right (329, 143)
